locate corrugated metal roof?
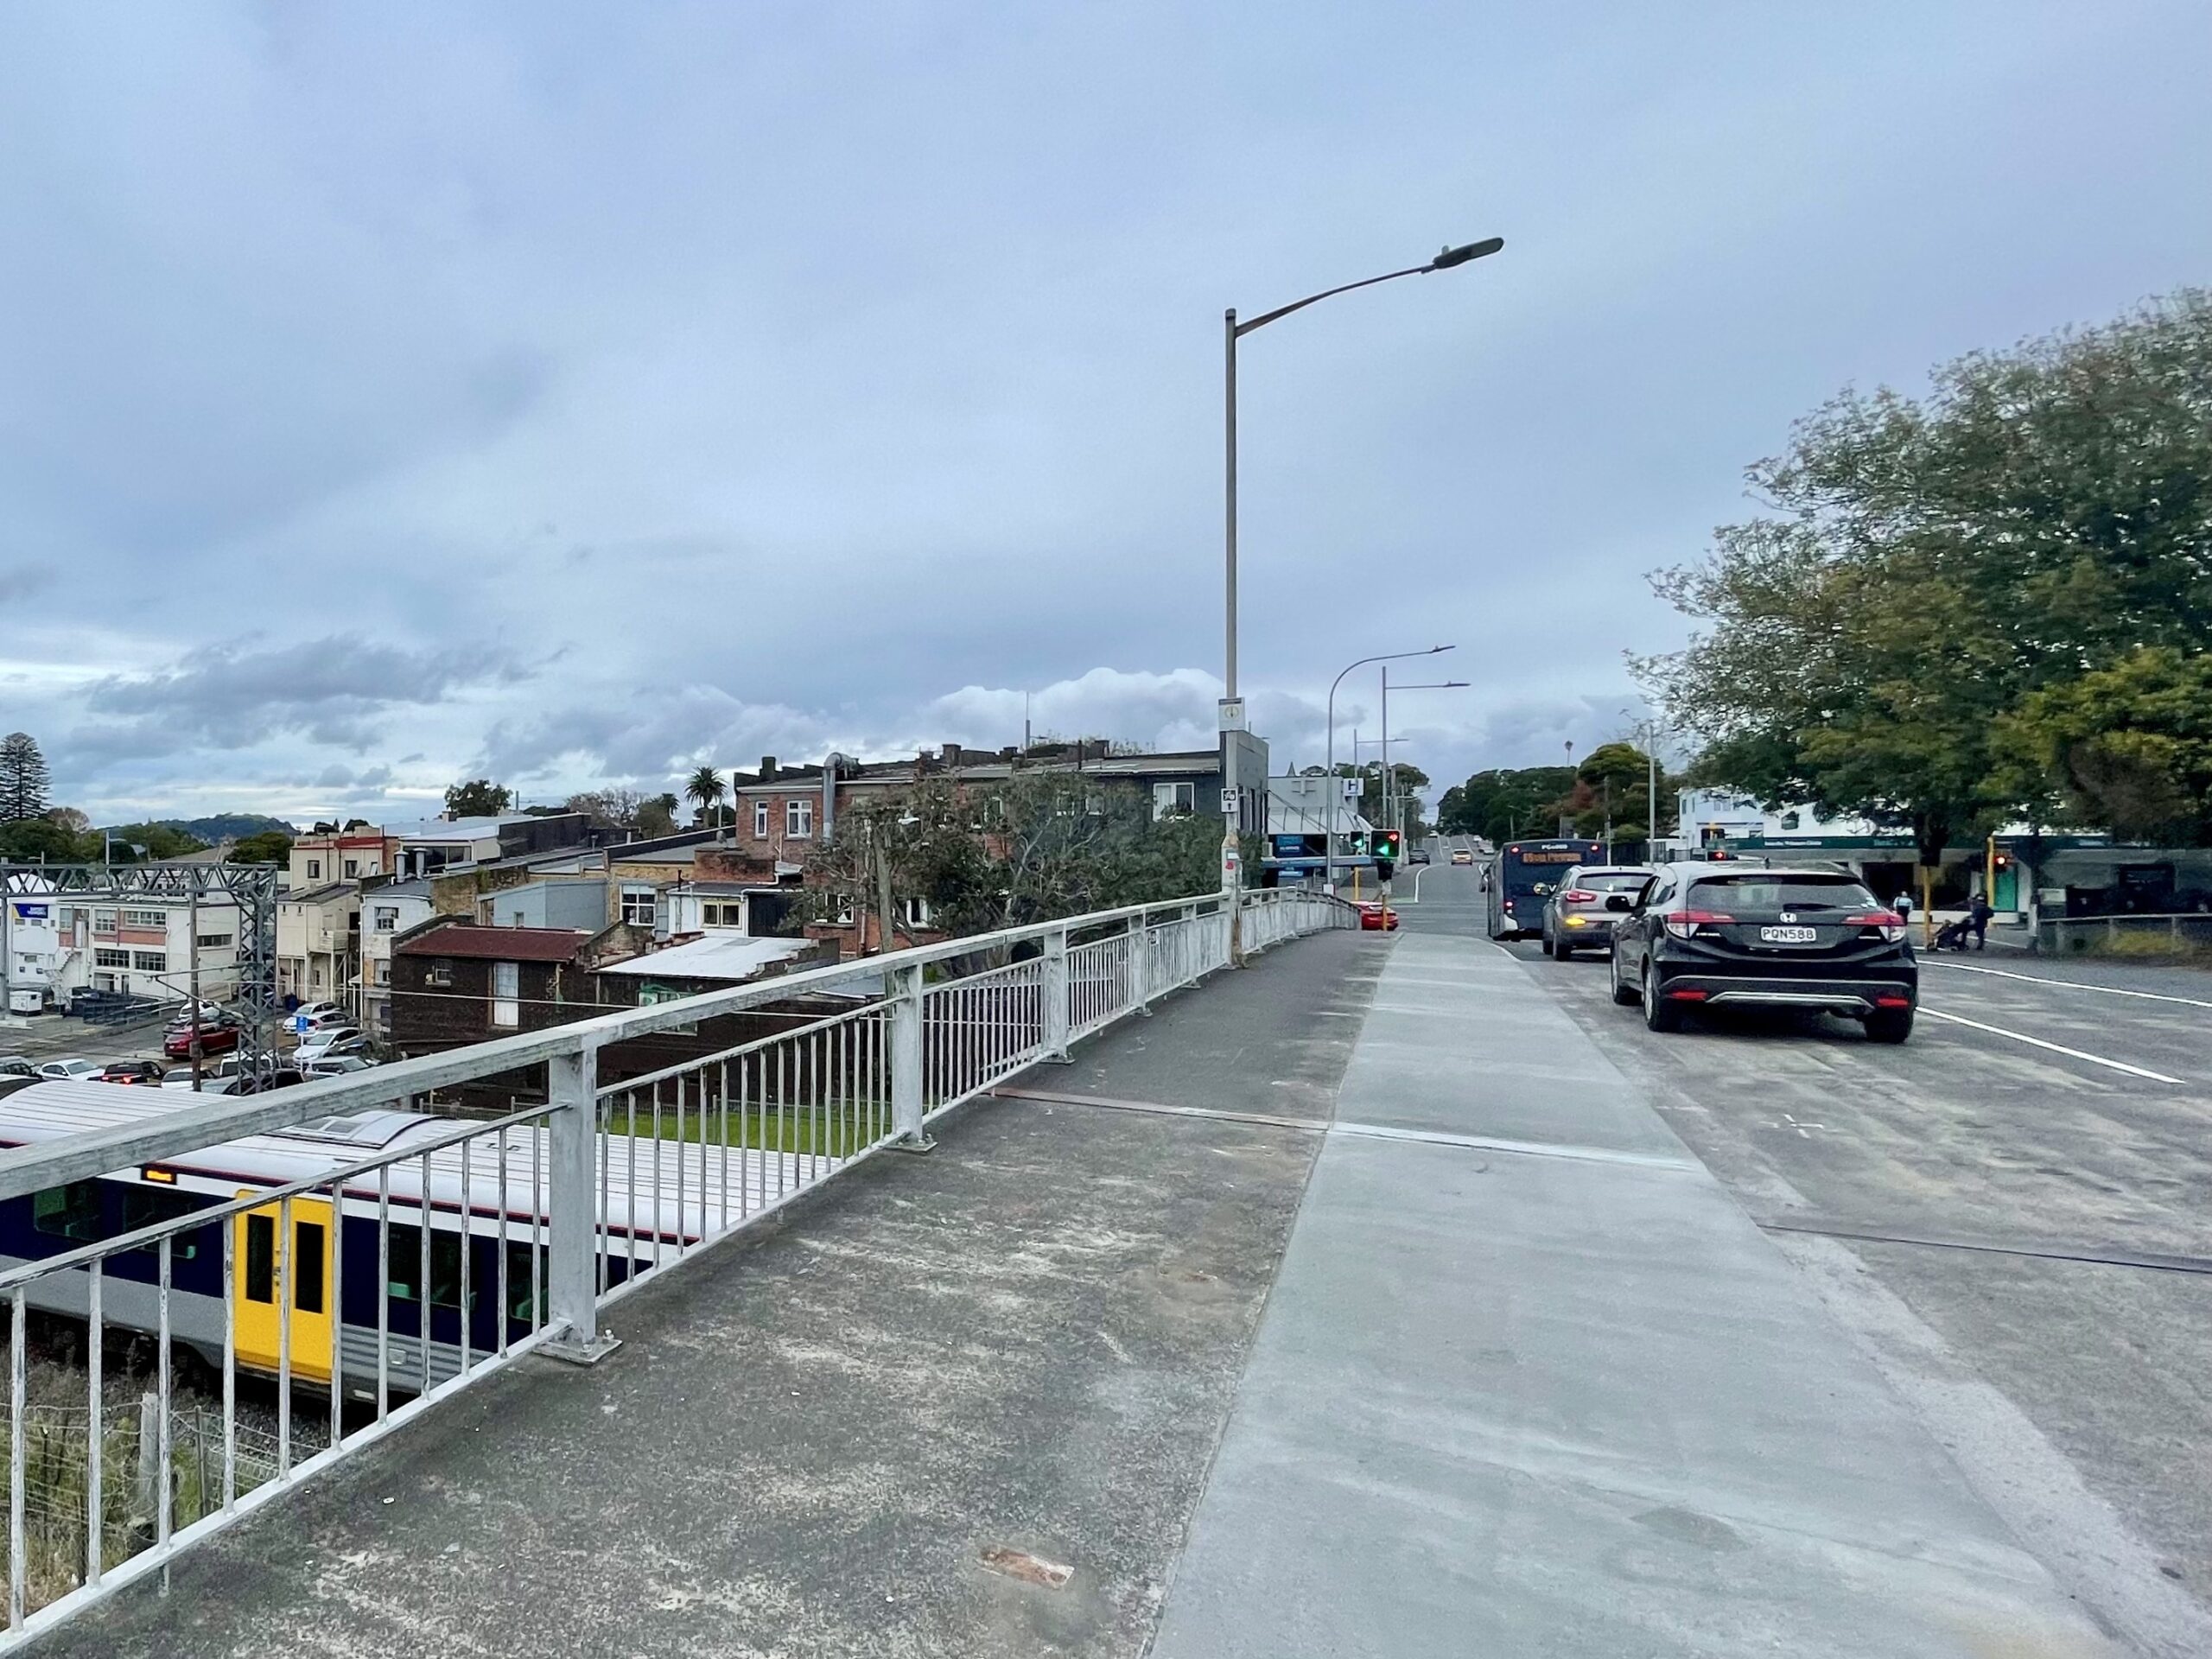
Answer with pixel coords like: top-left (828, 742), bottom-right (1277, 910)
top-left (394, 923), bottom-right (588, 962)
top-left (597, 933), bottom-right (810, 982)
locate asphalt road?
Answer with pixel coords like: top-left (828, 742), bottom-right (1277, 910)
top-left (1391, 839), bottom-right (2212, 1653)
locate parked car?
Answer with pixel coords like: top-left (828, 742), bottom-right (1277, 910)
top-left (1408, 845), bottom-right (1432, 866)
top-left (289, 1002), bottom-right (351, 1033)
top-left (162, 1022), bottom-right (244, 1060)
top-left (1357, 902), bottom-right (1400, 932)
top-left (302, 1054), bottom-right (379, 1077)
top-left (1451, 849), bottom-right (1475, 866)
top-left (1609, 865), bottom-right (1916, 1042)
top-left (1541, 866), bottom-right (1655, 959)
top-left (35, 1058), bottom-right (105, 1082)
top-left (294, 1026), bottom-right (366, 1064)
top-left (95, 1059), bottom-right (166, 1085)
top-left (0, 1057), bottom-right (36, 1080)
top-left (162, 1055), bottom-right (245, 1090)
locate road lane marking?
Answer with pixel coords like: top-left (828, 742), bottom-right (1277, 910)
top-left (1919, 1008), bottom-right (2183, 1084)
top-left (1329, 1120), bottom-right (1697, 1169)
top-left (1923, 960), bottom-right (2212, 1011)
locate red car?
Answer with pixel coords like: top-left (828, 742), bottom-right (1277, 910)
top-left (1357, 903), bottom-right (1400, 931)
top-left (162, 1023), bottom-right (242, 1061)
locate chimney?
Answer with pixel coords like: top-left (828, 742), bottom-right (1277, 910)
top-left (943, 742), bottom-right (963, 770)
top-left (759, 755), bottom-right (777, 780)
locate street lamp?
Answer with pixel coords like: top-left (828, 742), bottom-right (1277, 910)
top-left (1380, 672), bottom-right (1468, 833)
top-left (1325, 646), bottom-right (1452, 893)
top-left (1222, 235), bottom-right (1504, 711)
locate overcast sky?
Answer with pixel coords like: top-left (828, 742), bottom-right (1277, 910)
top-left (3, 3), bottom-right (2209, 826)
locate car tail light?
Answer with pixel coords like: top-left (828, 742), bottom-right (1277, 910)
top-left (1873, 994), bottom-right (1912, 1008)
top-left (1560, 889), bottom-right (1599, 904)
top-left (1662, 909), bottom-right (1734, 940)
top-left (1502, 899), bottom-right (1514, 912)
top-left (1666, 987), bottom-right (1710, 1001)
top-left (1844, 911), bottom-right (1908, 944)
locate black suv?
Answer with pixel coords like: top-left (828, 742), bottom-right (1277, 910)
top-left (1608, 865), bottom-right (1917, 1042)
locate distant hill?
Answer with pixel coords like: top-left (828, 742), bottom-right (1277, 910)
top-left (98, 814), bottom-right (297, 843)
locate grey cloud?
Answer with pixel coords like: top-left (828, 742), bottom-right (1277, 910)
top-left (0, 564), bottom-right (54, 601)
top-left (73, 636), bottom-right (535, 763)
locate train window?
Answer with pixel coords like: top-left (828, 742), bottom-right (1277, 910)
top-left (385, 1224), bottom-right (471, 1310)
top-left (33, 1182), bottom-right (103, 1242)
top-left (245, 1214), bottom-right (276, 1304)
top-left (122, 1186), bottom-right (207, 1260)
top-left (505, 1243), bottom-right (547, 1324)
top-left (294, 1222), bottom-right (326, 1315)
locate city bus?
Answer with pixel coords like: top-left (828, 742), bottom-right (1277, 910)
top-left (1486, 839), bottom-right (1602, 940)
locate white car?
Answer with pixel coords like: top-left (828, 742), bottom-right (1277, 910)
top-left (294, 1027), bottom-right (365, 1063)
top-left (162, 1055), bottom-right (245, 1090)
top-left (290, 1001), bottom-right (349, 1031)
top-left (35, 1058), bottom-right (104, 1083)
top-left (302, 1054), bottom-right (378, 1077)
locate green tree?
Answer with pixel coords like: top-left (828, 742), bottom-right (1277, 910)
top-left (634, 793), bottom-right (679, 838)
top-left (0, 733), bottom-right (50, 822)
top-left (443, 779), bottom-right (514, 818)
top-left (684, 765), bottom-right (728, 828)
top-left (1641, 287), bottom-right (2212, 865)
top-left (1993, 646), bottom-right (2212, 843)
top-left (228, 830), bottom-right (296, 866)
top-left (1438, 766), bottom-right (1576, 842)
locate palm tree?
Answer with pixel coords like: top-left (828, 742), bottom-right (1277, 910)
top-left (684, 765), bottom-right (727, 831)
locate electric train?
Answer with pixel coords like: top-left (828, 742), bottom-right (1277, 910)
top-left (0, 1080), bottom-right (794, 1400)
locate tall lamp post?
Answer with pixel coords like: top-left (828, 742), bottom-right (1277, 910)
top-left (1326, 646), bottom-right (1453, 893)
top-left (1380, 671), bottom-right (1468, 834)
top-left (1224, 235), bottom-right (1503, 715)
top-left (1219, 236), bottom-right (1506, 916)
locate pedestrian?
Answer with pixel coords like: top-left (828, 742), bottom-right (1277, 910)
top-left (1894, 889), bottom-right (1913, 930)
top-left (1968, 891), bottom-right (1993, 950)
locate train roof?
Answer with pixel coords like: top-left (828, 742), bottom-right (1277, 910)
top-left (0, 1080), bottom-right (797, 1243)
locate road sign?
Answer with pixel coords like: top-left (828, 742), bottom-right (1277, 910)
top-left (1219, 788), bottom-right (1243, 816)
top-left (1217, 697), bottom-right (1247, 733)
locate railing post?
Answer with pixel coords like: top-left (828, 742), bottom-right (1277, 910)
top-left (543, 1042), bottom-right (620, 1364)
top-left (1042, 928), bottom-right (1072, 1064)
top-left (889, 961), bottom-right (935, 1151)
top-left (1128, 912), bottom-right (1152, 1015)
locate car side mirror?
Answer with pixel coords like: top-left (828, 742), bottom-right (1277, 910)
top-left (1605, 894), bottom-right (1633, 912)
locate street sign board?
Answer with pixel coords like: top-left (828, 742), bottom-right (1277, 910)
top-left (1219, 788), bottom-right (1243, 816)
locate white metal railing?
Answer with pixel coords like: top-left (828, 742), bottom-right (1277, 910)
top-left (0, 886), bottom-right (1352, 1642)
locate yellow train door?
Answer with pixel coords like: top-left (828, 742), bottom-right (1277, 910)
top-left (232, 1194), bottom-right (336, 1382)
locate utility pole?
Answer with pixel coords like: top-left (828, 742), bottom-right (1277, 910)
top-left (188, 887), bottom-right (203, 1092)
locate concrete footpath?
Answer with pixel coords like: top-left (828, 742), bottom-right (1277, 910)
top-left (1147, 936), bottom-right (2120, 1658)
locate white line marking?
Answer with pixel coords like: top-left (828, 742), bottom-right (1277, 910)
top-left (1923, 960), bottom-right (2212, 1011)
top-left (1920, 1008), bottom-right (2184, 1084)
top-left (1329, 1119), bottom-right (1697, 1170)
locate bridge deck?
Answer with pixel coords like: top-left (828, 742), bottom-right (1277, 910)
top-left (31, 929), bottom-right (2115, 1656)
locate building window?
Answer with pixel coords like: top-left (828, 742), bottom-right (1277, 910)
top-left (343, 859), bottom-right (359, 878)
top-left (1154, 782), bottom-right (1196, 820)
top-left (899, 896), bottom-right (932, 928)
top-left (94, 948), bottom-right (130, 969)
top-left (123, 908), bottom-right (165, 928)
top-left (491, 960), bottom-right (520, 1028)
top-left (307, 860), bottom-right (321, 880)
top-left (196, 932), bottom-right (233, 949)
top-left (132, 950), bottom-right (167, 972)
top-left (372, 907), bottom-right (398, 932)
top-left (785, 798), bottom-right (813, 838)
top-left (366, 959), bottom-right (387, 988)
top-left (830, 898), bottom-right (856, 925)
top-left (426, 960), bottom-right (454, 988)
top-left (620, 886), bottom-right (657, 926)
top-left (93, 908), bottom-right (117, 929)
top-left (753, 800), bottom-right (769, 839)
top-left (702, 903), bottom-right (722, 925)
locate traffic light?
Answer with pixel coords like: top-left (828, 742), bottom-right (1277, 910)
top-left (1372, 830), bottom-right (1402, 864)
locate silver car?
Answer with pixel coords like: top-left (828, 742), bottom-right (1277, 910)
top-left (1542, 866), bottom-right (1654, 959)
